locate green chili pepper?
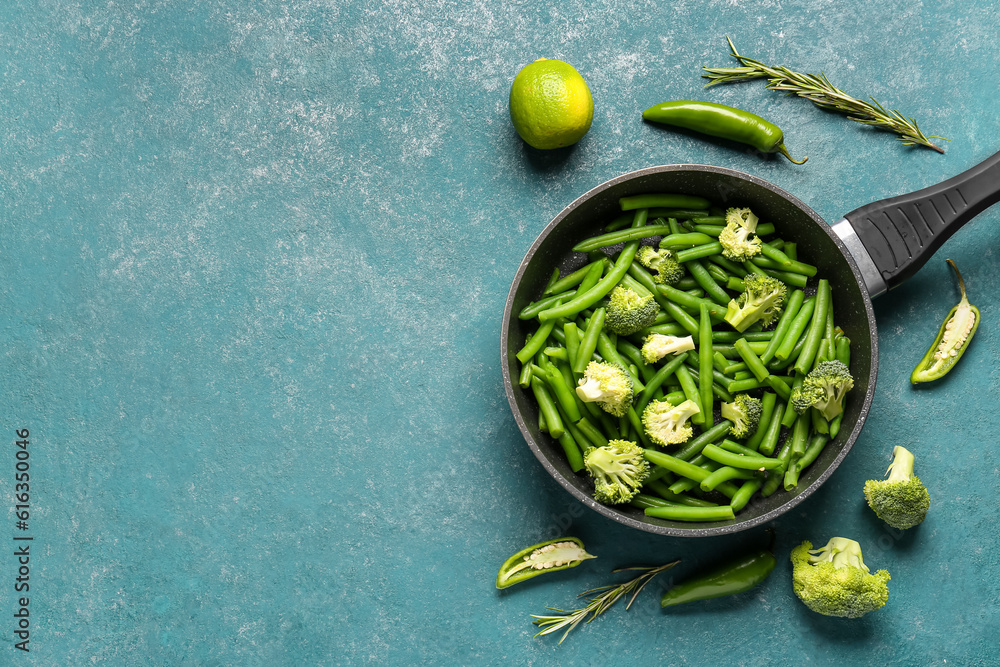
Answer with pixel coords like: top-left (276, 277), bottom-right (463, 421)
top-left (496, 537), bottom-right (596, 589)
top-left (911, 259), bottom-right (980, 384)
top-left (642, 101), bottom-right (807, 164)
top-left (660, 548), bottom-right (776, 607)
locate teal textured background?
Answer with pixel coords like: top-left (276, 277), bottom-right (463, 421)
top-left (0, 1), bottom-right (997, 664)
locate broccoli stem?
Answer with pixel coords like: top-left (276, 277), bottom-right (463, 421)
top-left (886, 446), bottom-right (916, 483)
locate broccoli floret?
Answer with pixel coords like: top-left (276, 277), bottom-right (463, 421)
top-left (605, 285), bottom-right (659, 336)
top-left (641, 399), bottom-right (701, 446)
top-left (583, 439), bottom-right (650, 504)
top-left (790, 360), bottom-right (854, 421)
top-left (576, 361), bottom-right (634, 417)
top-left (636, 245), bottom-right (685, 285)
top-left (864, 446), bottom-right (930, 530)
top-left (724, 273), bottom-right (788, 332)
top-left (640, 333), bottom-right (695, 364)
top-left (791, 537), bottom-right (891, 619)
top-left (719, 207), bottom-right (763, 262)
top-left (720, 393), bottom-right (763, 440)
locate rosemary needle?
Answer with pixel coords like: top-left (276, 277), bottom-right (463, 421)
top-left (702, 36), bottom-right (947, 153)
top-left (531, 560), bottom-right (680, 644)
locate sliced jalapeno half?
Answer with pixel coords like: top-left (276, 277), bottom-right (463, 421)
top-left (496, 537), bottom-right (596, 589)
top-left (911, 259), bottom-right (980, 384)
top-left (660, 548), bottom-right (776, 607)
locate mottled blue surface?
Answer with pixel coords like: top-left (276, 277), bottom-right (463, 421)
top-left (0, 1), bottom-right (997, 664)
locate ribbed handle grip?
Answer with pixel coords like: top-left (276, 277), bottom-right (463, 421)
top-left (843, 150), bottom-right (1000, 290)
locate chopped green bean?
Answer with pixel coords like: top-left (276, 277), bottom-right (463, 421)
top-left (702, 444), bottom-right (783, 470)
top-left (572, 225), bottom-right (673, 253)
top-left (573, 308), bottom-right (606, 373)
top-left (745, 392), bottom-right (777, 451)
top-left (620, 194), bottom-right (712, 211)
top-left (675, 241), bottom-right (725, 263)
top-left (644, 505), bottom-right (736, 522)
top-left (794, 279), bottom-right (830, 375)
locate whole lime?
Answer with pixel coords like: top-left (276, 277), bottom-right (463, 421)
top-left (509, 58), bottom-right (594, 150)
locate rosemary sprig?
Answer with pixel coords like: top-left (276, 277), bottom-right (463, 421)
top-left (702, 37), bottom-right (947, 153)
top-left (531, 560), bottom-right (680, 644)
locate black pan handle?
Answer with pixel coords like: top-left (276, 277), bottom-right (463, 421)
top-left (843, 149), bottom-right (1000, 290)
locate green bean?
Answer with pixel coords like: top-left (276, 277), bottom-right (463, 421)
top-left (648, 208), bottom-right (711, 219)
top-left (641, 322), bottom-right (689, 338)
top-left (627, 406), bottom-right (653, 449)
top-left (630, 494), bottom-right (678, 510)
top-left (543, 346), bottom-right (568, 361)
top-left (745, 392), bottom-right (777, 451)
top-left (750, 254), bottom-right (817, 277)
top-left (656, 284), bottom-right (727, 322)
top-left (797, 433), bottom-right (829, 471)
top-left (663, 301), bottom-right (700, 337)
top-left (539, 241), bottom-right (640, 322)
top-left (780, 374), bottom-right (804, 428)
top-left (811, 406), bottom-right (829, 435)
top-left (794, 279), bottom-right (830, 375)
top-left (516, 309), bottom-right (563, 364)
top-left (519, 290), bottom-right (575, 320)
top-left (709, 254), bottom-right (748, 277)
top-left (706, 262), bottom-right (731, 285)
top-left (790, 412), bottom-right (810, 456)
top-left (719, 438), bottom-right (759, 456)
top-left (571, 224), bottom-right (673, 253)
top-left (574, 417), bottom-right (608, 448)
top-left (694, 216), bottom-right (726, 225)
top-left (518, 360), bottom-right (533, 389)
top-left (759, 290), bottom-right (804, 364)
top-left (636, 353), bottom-right (690, 413)
top-left (557, 429), bottom-right (585, 472)
top-left (700, 465), bottom-right (755, 492)
top-left (693, 224), bottom-right (724, 236)
top-left (756, 399), bottom-right (785, 456)
top-left (659, 232), bottom-right (716, 249)
top-left (699, 303), bottom-right (715, 428)
top-left (742, 260), bottom-right (768, 277)
top-left (530, 378), bottom-right (564, 439)
top-left (644, 479), bottom-right (719, 507)
top-left (836, 336), bottom-right (851, 367)
top-left (761, 440), bottom-right (795, 497)
top-left (675, 420), bottom-right (732, 462)
top-left (759, 267), bottom-right (809, 288)
top-left (759, 240), bottom-right (794, 267)
top-left (674, 365), bottom-right (704, 424)
top-left (533, 360), bottom-right (582, 423)
top-left (764, 375), bottom-right (792, 400)
top-left (729, 479), bottom-right (763, 512)
top-left (563, 323), bottom-right (581, 371)
top-left (620, 194), bottom-right (712, 211)
top-left (702, 444), bottom-right (783, 470)
top-left (713, 330), bottom-right (773, 343)
top-left (644, 505), bottom-right (736, 522)
top-left (544, 258), bottom-right (606, 296)
top-left (573, 308), bottom-right (606, 373)
top-left (686, 259), bottom-right (731, 305)
top-left (774, 297), bottom-right (816, 361)
top-left (734, 338), bottom-right (770, 382)
top-left (644, 449), bottom-right (713, 483)
top-left (617, 339), bottom-right (657, 384)
top-left (603, 212), bottom-right (636, 232)
top-left (675, 241), bottom-right (724, 263)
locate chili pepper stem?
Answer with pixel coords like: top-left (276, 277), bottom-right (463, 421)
top-left (947, 258), bottom-right (968, 304)
top-left (777, 143), bottom-right (808, 164)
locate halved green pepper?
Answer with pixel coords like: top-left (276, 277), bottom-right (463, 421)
top-left (911, 259), bottom-right (980, 384)
top-left (660, 548), bottom-right (776, 607)
top-left (496, 537), bottom-right (596, 589)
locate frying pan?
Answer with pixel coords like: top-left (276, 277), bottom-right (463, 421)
top-left (501, 151), bottom-right (1000, 537)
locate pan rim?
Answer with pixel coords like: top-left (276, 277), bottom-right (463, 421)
top-left (501, 164), bottom-right (879, 537)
